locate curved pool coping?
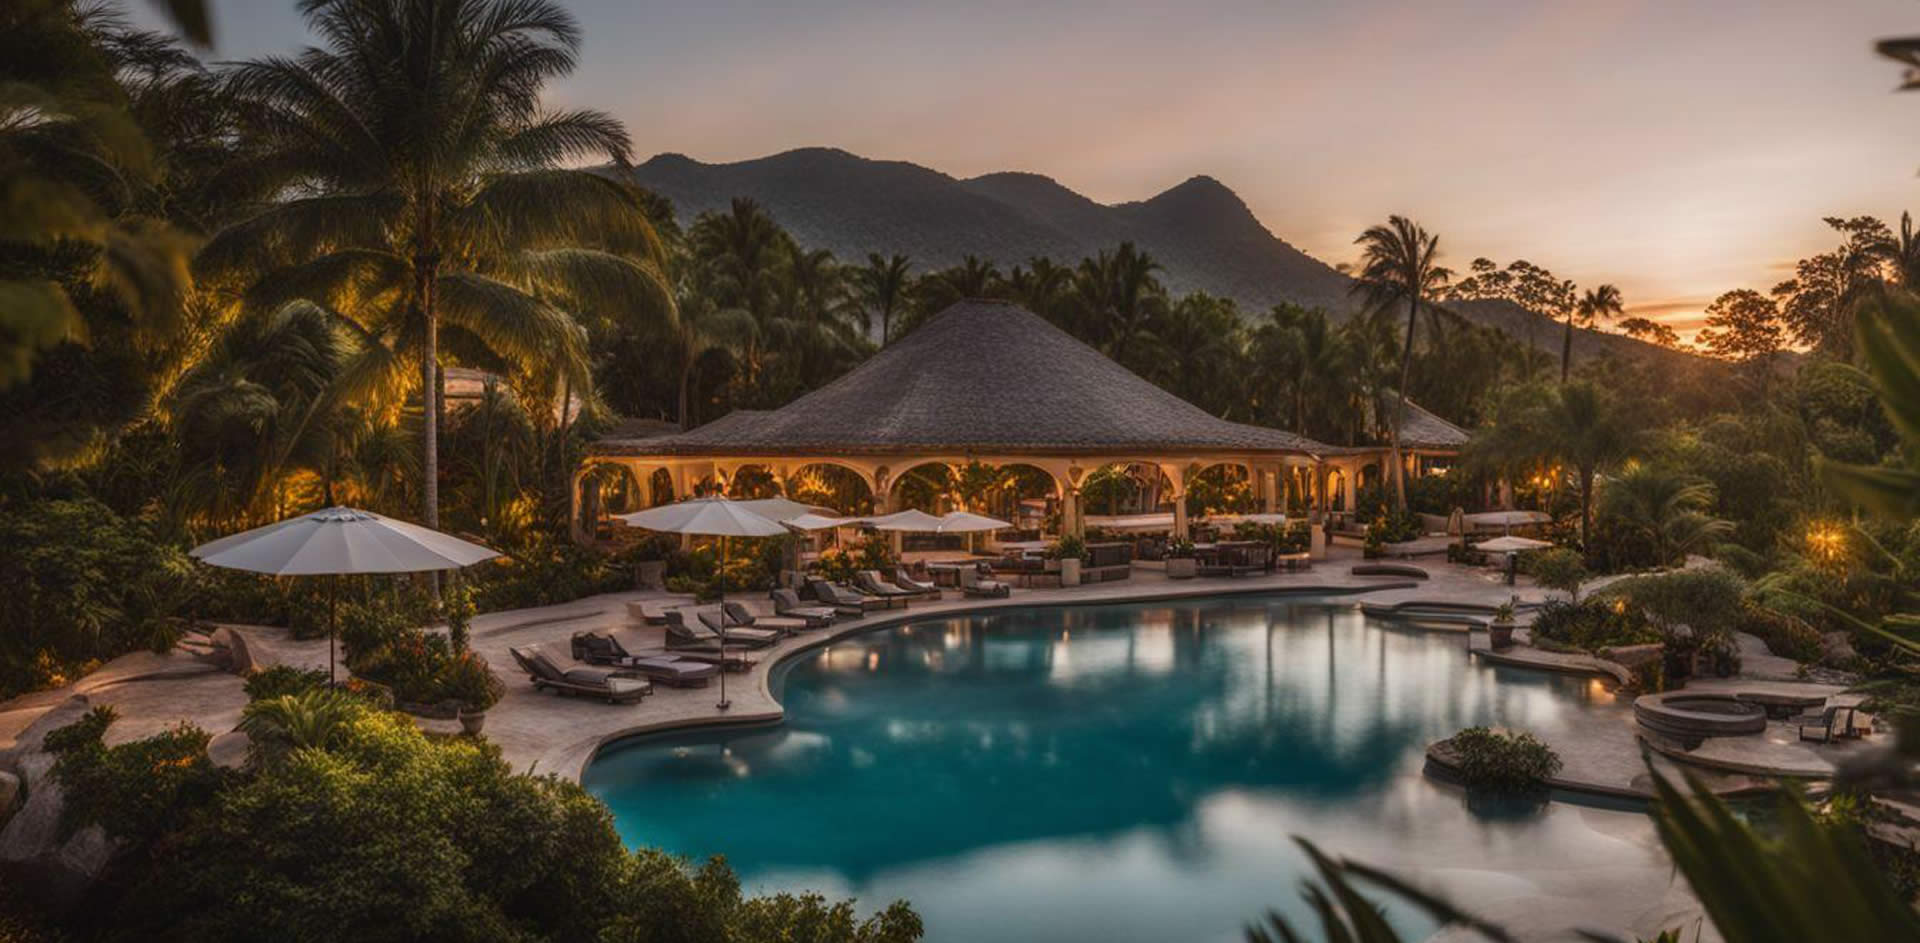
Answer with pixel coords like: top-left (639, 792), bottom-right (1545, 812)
top-left (565, 581), bottom-right (1421, 781)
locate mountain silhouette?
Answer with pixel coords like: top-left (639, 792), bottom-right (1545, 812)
top-left (627, 147), bottom-right (1684, 364)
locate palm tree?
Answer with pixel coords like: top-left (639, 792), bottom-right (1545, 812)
top-left (668, 295), bottom-right (753, 430)
top-left (1351, 217), bottom-right (1452, 510)
top-left (1600, 464), bottom-right (1734, 566)
top-left (1004, 257), bottom-right (1074, 325)
top-left (1564, 283), bottom-right (1623, 382)
top-left (853, 253), bottom-right (913, 345)
top-left (1550, 382), bottom-right (1637, 548)
top-left (687, 198), bottom-right (790, 398)
top-left (202, 0), bottom-right (668, 527)
top-left (238, 687), bottom-right (363, 768)
top-left (1074, 242), bottom-right (1167, 368)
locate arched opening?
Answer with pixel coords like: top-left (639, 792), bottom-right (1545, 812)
top-left (1185, 462), bottom-right (1257, 518)
top-left (784, 462), bottom-right (876, 516)
top-left (576, 462), bottom-right (644, 543)
top-left (724, 463), bottom-right (782, 499)
top-left (890, 461), bottom-right (957, 513)
top-left (1080, 462), bottom-right (1174, 518)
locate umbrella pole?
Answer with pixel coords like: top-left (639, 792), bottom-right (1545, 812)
top-left (328, 574), bottom-right (338, 685)
top-left (716, 535), bottom-right (730, 711)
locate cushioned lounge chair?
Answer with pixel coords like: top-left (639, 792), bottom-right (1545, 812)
top-left (810, 579), bottom-right (889, 612)
top-left (626, 600), bottom-right (681, 625)
top-left (509, 645), bottom-right (651, 703)
top-left (571, 632), bottom-right (719, 687)
top-left (669, 608), bottom-right (778, 649)
top-left (770, 588), bottom-right (840, 626)
top-left (719, 601), bottom-right (812, 633)
top-left (696, 607), bottom-right (784, 644)
top-left (958, 566), bottom-right (1010, 598)
top-left (855, 570), bottom-right (918, 603)
top-left (892, 567), bottom-right (940, 597)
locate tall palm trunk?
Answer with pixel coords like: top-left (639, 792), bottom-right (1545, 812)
top-left (1390, 295), bottom-right (1417, 511)
top-left (1560, 314), bottom-right (1573, 384)
top-left (414, 250), bottom-right (440, 527)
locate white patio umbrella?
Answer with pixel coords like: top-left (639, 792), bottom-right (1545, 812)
top-left (782, 512), bottom-right (855, 531)
top-left (732, 496), bottom-right (823, 523)
top-left (864, 509), bottom-right (945, 531)
top-left (1473, 536), bottom-right (1554, 553)
top-left (190, 507), bottom-right (500, 684)
top-left (616, 497), bottom-right (788, 711)
top-left (1473, 535), bottom-right (1554, 586)
top-left (934, 511), bottom-right (1012, 533)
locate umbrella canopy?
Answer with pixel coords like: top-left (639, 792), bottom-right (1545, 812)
top-left (783, 512), bottom-right (856, 532)
top-left (1474, 535), bottom-right (1554, 553)
top-left (731, 497), bottom-right (825, 523)
top-left (190, 507), bottom-right (499, 684)
top-left (1466, 510), bottom-right (1552, 528)
top-left (935, 511), bottom-right (1011, 533)
top-left (1232, 512), bottom-right (1289, 526)
top-left (865, 509), bottom-right (946, 532)
top-left (190, 506), bottom-right (499, 576)
top-left (616, 496), bottom-right (789, 538)
top-left (1446, 507), bottom-right (1467, 536)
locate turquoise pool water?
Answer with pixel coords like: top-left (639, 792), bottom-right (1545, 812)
top-left (583, 597), bottom-right (1637, 942)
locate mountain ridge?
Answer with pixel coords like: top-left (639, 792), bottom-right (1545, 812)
top-left (626, 147), bottom-right (1687, 366)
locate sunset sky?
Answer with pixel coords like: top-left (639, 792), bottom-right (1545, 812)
top-left (151, 0), bottom-right (1920, 336)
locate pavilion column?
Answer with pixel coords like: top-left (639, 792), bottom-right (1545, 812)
top-left (1262, 466), bottom-right (1279, 514)
top-left (1172, 494), bottom-right (1189, 540)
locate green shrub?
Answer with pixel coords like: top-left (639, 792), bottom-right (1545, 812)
top-left (47, 714), bottom-right (225, 846)
top-left (1166, 538), bottom-right (1196, 559)
top-left (1047, 534), bottom-right (1088, 562)
top-left (1366, 510), bottom-right (1423, 544)
top-left (1529, 599), bottom-right (1660, 653)
top-left (94, 710), bottom-right (919, 943)
top-left (1601, 565), bottom-right (1749, 646)
top-left (40, 705), bottom-right (117, 755)
top-left (1523, 547), bottom-right (1589, 600)
top-left (0, 499), bottom-right (200, 698)
top-left (1441, 727), bottom-right (1562, 793)
top-left (1742, 607), bottom-right (1825, 663)
top-left (243, 665), bottom-right (329, 702)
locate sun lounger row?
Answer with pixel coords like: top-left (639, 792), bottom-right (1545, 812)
top-left (509, 644), bottom-right (655, 703)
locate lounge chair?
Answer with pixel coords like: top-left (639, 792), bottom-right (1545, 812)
top-left (855, 570), bottom-right (919, 604)
top-left (1797, 705), bottom-right (1859, 743)
top-left (626, 600), bottom-right (680, 626)
top-left (721, 601), bottom-right (813, 633)
top-left (958, 566), bottom-right (1011, 598)
top-left (670, 608), bottom-right (778, 648)
top-left (810, 579), bottom-right (889, 612)
top-left (892, 567), bottom-right (940, 597)
top-left (509, 645), bottom-right (651, 703)
top-left (770, 588), bottom-right (840, 626)
top-left (571, 632), bottom-right (719, 688)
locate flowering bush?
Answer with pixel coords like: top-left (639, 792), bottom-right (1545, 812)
top-left (1441, 726), bottom-right (1562, 793)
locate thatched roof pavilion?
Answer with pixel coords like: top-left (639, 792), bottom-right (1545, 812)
top-left (576, 300), bottom-right (1411, 540)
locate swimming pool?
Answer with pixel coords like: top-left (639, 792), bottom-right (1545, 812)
top-left (583, 596), bottom-right (1652, 942)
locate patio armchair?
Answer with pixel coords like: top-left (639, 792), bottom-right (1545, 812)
top-left (1797, 705), bottom-right (1858, 744)
top-left (958, 565), bottom-right (1011, 598)
top-left (770, 588), bottom-right (841, 625)
top-left (508, 645), bottom-right (652, 704)
top-left (854, 569), bottom-right (919, 603)
top-left (810, 579), bottom-right (891, 612)
top-left (721, 600), bottom-right (814, 633)
top-left (570, 632), bottom-right (720, 688)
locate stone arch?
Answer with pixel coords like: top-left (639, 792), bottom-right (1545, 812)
top-left (1079, 461), bottom-right (1175, 518)
top-left (784, 461), bottom-right (876, 516)
top-left (888, 460), bottom-right (959, 512)
top-left (723, 463), bottom-right (783, 499)
top-left (1185, 461), bottom-right (1259, 517)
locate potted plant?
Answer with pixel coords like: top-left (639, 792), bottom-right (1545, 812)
top-left (444, 652), bottom-right (504, 737)
top-left (1050, 535), bottom-right (1087, 586)
top-left (1166, 538), bottom-right (1198, 579)
top-left (1488, 597), bottom-right (1518, 650)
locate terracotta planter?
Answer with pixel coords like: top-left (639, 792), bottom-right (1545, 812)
top-left (1488, 621), bottom-right (1515, 650)
top-left (1166, 558), bottom-right (1198, 579)
top-left (1060, 558), bottom-right (1082, 586)
top-left (458, 709), bottom-right (487, 736)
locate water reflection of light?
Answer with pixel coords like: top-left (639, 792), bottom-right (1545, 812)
top-left (867, 651), bottom-right (880, 672)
